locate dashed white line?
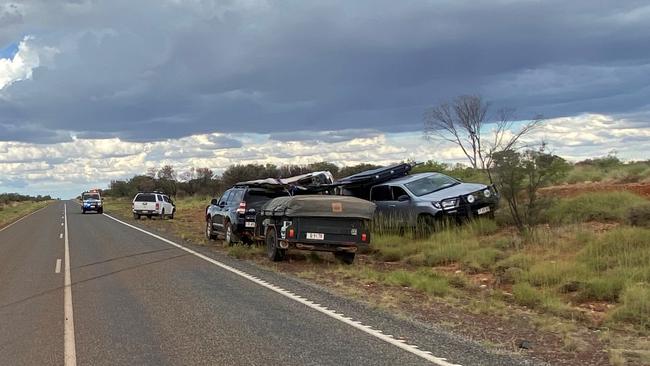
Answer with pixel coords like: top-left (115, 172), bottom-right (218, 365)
top-left (55, 259), bottom-right (62, 274)
top-left (103, 213), bottom-right (461, 366)
top-left (60, 233), bottom-right (63, 239)
top-left (63, 204), bottom-right (77, 366)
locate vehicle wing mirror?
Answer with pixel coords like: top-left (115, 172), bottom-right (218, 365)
top-left (397, 195), bottom-right (410, 202)
top-left (211, 198), bottom-right (219, 205)
top-left (219, 201), bottom-right (226, 208)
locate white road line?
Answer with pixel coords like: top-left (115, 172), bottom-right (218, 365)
top-left (103, 213), bottom-right (460, 366)
top-left (0, 205), bottom-right (50, 233)
top-left (63, 204), bottom-right (77, 366)
top-left (61, 222), bottom-right (64, 226)
top-left (55, 259), bottom-right (62, 274)
top-left (60, 233), bottom-right (63, 239)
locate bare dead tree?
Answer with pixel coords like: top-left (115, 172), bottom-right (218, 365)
top-left (424, 95), bottom-right (543, 183)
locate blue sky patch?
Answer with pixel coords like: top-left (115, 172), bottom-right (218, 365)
top-left (0, 42), bottom-right (19, 60)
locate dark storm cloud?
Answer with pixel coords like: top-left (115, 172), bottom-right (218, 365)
top-left (1, 0), bottom-right (650, 142)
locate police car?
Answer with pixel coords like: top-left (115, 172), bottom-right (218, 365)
top-left (81, 189), bottom-right (103, 214)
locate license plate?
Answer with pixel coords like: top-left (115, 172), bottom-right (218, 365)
top-left (306, 232), bottom-right (324, 240)
top-left (245, 221), bottom-right (256, 228)
top-left (477, 206), bottom-right (491, 215)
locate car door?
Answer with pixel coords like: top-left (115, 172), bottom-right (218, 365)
top-left (214, 189), bottom-right (232, 231)
top-left (390, 185), bottom-right (414, 225)
top-left (370, 185), bottom-right (393, 219)
top-left (162, 195), bottom-right (173, 214)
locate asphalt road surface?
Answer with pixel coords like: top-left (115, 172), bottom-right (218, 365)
top-left (0, 201), bottom-right (533, 366)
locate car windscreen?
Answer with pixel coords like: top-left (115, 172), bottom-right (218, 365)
top-left (404, 174), bottom-right (460, 196)
top-left (135, 193), bottom-right (156, 202)
top-left (82, 193), bottom-right (100, 200)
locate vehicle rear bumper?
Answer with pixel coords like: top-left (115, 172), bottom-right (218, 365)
top-left (282, 241), bottom-right (369, 253)
top-left (133, 210), bottom-right (160, 215)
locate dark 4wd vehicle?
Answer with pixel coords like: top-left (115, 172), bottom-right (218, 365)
top-left (205, 171), bottom-right (334, 245)
top-left (205, 186), bottom-right (287, 244)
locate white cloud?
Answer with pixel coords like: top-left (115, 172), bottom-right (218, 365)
top-left (0, 35), bottom-right (58, 90)
top-left (1, 113), bottom-right (649, 198)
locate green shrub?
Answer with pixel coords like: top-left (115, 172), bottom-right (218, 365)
top-left (513, 282), bottom-right (544, 307)
top-left (579, 227), bottom-right (650, 272)
top-left (577, 276), bottom-right (627, 302)
top-left (545, 191), bottom-right (646, 224)
top-left (461, 247), bottom-right (505, 272)
top-left (628, 203), bottom-right (650, 228)
top-left (525, 261), bottom-right (588, 287)
top-left (609, 284), bottom-right (650, 330)
top-left (384, 269), bottom-right (449, 296)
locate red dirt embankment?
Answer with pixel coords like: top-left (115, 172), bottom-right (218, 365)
top-left (541, 181), bottom-right (650, 198)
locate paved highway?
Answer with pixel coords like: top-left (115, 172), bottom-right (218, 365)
top-left (0, 201), bottom-right (532, 366)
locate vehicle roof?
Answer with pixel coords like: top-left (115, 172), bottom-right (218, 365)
top-left (375, 172), bottom-right (444, 185)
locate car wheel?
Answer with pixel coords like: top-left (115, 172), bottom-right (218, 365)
top-left (169, 209), bottom-right (174, 220)
top-left (206, 219), bottom-right (217, 241)
top-left (224, 221), bottom-right (239, 246)
top-left (82, 209), bottom-right (85, 214)
top-left (98, 208), bottom-right (103, 214)
top-left (265, 228), bottom-right (285, 262)
top-left (147, 215), bottom-right (152, 219)
top-left (133, 213), bottom-right (140, 219)
top-left (161, 208), bottom-right (165, 220)
top-left (334, 252), bottom-right (355, 264)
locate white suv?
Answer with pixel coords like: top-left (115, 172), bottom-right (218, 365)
top-left (132, 192), bottom-right (176, 219)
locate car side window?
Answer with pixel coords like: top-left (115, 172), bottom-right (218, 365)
top-left (219, 190), bottom-right (231, 205)
top-left (230, 189), bottom-right (244, 205)
top-left (392, 186), bottom-right (409, 200)
top-left (370, 185), bottom-right (391, 201)
top-left (163, 196), bottom-right (170, 203)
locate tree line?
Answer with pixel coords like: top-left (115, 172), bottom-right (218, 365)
top-left (103, 162), bottom-right (383, 198)
top-left (0, 193), bottom-right (53, 204)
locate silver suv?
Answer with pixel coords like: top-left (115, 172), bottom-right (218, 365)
top-left (369, 172), bottom-right (498, 226)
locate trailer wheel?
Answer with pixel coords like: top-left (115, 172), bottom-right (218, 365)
top-left (265, 228), bottom-right (285, 262)
top-left (334, 252), bottom-right (355, 264)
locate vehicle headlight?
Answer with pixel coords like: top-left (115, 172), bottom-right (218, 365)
top-left (483, 189), bottom-right (491, 198)
top-left (441, 198), bottom-right (458, 209)
top-left (466, 194), bottom-right (475, 203)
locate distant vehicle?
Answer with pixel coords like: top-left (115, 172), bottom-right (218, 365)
top-left (132, 192), bottom-right (175, 219)
top-left (205, 171), bottom-right (333, 245)
top-left (255, 195), bottom-right (375, 264)
top-left (81, 190), bottom-right (103, 214)
top-left (336, 163), bottom-right (499, 228)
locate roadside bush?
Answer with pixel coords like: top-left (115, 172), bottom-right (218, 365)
top-left (525, 261), bottom-right (589, 287)
top-left (579, 227), bottom-right (650, 272)
top-left (513, 282), bottom-right (544, 307)
top-left (545, 191), bottom-right (645, 224)
top-left (565, 166), bottom-right (604, 184)
top-left (628, 203), bottom-right (650, 228)
top-left (609, 283), bottom-right (650, 330)
top-left (461, 247), bottom-right (504, 272)
top-left (384, 269), bottom-right (450, 296)
top-left (577, 276), bottom-right (627, 302)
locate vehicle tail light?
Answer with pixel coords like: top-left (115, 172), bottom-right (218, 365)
top-left (361, 233), bottom-right (367, 242)
top-left (288, 228), bottom-right (295, 238)
top-left (155, 202), bottom-right (160, 210)
top-left (236, 201), bottom-right (246, 214)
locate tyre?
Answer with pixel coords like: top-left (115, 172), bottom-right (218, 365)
top-left (265, 228), bottom-right (285, 262)
top-left (169, 209), bottom-right (175, 220)
top-left (82, 209), bottom-right (85, 214)
top-left (224, 221), bottom-right (240, 245)
top-left (205, 219), bottom-right (217, 241)
top-left (334, 252), bottom-right (355, 264)
top-left (415, 215), bottom-right (435, 239)
top-left (133, 213), bottom-right (140, 219)
top-left (98, 208), bottom-right (103, 214)
top-left (147, 215), bottom-right (152, 219)
top-left (161, 209), bottom-right (165, 220)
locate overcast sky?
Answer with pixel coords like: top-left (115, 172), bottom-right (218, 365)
top-left (1, 0), bottom-right (650, 198)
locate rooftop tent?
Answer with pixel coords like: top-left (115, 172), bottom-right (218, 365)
top-left (260, 195), bottom-right (376, 220)
top-left (335, 163), bottom-right (413, 188)
top-left (235, 171), bottom-right (335, 193)
top-left (334, 163), bottom-right (414, 199)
